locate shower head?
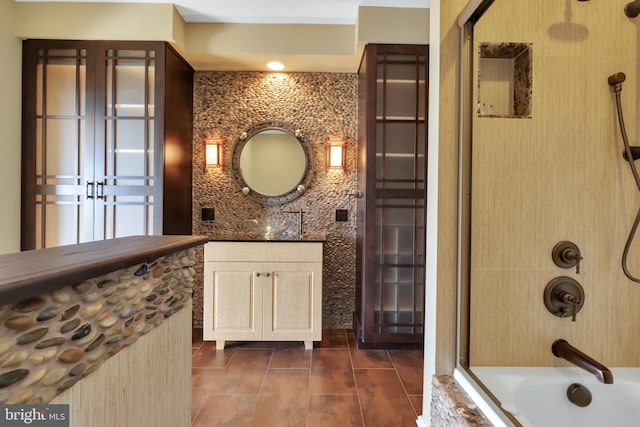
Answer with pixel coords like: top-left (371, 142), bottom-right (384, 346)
top-left (625, 0), bottom-right (640, 18)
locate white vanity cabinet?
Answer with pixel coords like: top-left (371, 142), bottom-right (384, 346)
top-left (203, 241), bottom-right (323, 349)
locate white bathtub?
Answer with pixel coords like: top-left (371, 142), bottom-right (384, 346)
top-left (460, 367), bottom-right (640, 427)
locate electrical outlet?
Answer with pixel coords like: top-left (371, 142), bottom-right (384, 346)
top-left (335, 209), bottom-right (348, 222)
top-left (201, 207), bottom-right (215, 221)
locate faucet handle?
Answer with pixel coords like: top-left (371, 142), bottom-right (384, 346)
top-left (282, 209), bottom-right (305, 238)
top-left (560, 291), bottom-right (581, 321)
top-left (563, 249), bottom-right (583, 274)
top-left (552, 241), bottom-right (583, 274)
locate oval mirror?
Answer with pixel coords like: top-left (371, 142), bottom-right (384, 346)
top-left (230, 121), bottom-right (314, 205)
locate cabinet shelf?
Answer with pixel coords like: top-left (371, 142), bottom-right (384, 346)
top-left (377, 79), bottom-right (427, 84)
top-left (374, 264), bottom-right (425, 269)
top-left (375, 153), bottom-right (426, 158)
top-left (375, 116), bottom-right (426, 122)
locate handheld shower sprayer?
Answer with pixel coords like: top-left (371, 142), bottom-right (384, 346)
top-left (608, 72), bottom-right (640, 283)
top-left (608, 72), bottom-right (626, 89)
top-left (625, 0), bottom-right (640, 18)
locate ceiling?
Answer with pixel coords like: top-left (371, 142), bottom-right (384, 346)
top-left (15, 0), bottom-right (431, 72)
top-left (173, 0), bottom-right (430, 23)
top-left (17, 0), bottom-right (429, 23)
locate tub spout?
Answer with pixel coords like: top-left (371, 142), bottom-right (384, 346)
top-left (552, 339), bottom-right (614, 384)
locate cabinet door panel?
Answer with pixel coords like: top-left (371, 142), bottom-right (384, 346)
top-left (99, 48), bottom-right (157, 239)
top-left (203, 262), bottom-right (262, 341)
top-left (356, 44), bottom-right (428, 346)
top-left (30, 47), bottom-right (93, 249)
top-left (263, 263), bottom-right (322, 341)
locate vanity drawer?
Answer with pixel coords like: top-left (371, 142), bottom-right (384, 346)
top-left (205, 241), bottom-right (322, 263)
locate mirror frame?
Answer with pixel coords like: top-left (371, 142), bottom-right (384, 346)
top-left (230, 120), bottom-right (315, 205)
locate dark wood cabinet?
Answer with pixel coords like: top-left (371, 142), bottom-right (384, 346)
top-left (21, 40), bottom-right (193, 250)
top-left (354, 44), bottom-right (429, 348)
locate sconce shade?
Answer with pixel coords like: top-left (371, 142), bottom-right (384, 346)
top-left (204, 137), bottom-right (224, 171)
top-left (326, 136), bottom-right (346, 170)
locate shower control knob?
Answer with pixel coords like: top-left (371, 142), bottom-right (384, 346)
top-left (544, 277), bottom-right (585, 321)
top-left (552, 241), bottom-right (583, 274)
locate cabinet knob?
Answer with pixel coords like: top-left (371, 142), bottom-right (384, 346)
top-left (264, 272), bottom-right (271, 277)
top-left (255, 272), bottom-right (261, 277)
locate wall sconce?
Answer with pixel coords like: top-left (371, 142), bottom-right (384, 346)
top-left (326, 136), bottom-right (346, 170)
top-left (204, 136), bottom-right (224, 171)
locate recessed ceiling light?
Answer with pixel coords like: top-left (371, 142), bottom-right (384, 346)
top-left (267, 61), bottom-right (284, 71)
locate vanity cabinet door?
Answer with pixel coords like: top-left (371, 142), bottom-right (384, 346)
top-left (203, 261), bottom-right (263, 343)
top-left (262, 262), bottom-right (322, 346)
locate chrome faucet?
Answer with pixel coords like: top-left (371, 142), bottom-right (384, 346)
top-left (552, 339), bottom-right (613, 384)
top-left (283, 209), bottom-right (305, 239)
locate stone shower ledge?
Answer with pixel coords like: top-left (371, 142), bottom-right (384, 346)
top-left (0, 235), bottom-right (208, 306)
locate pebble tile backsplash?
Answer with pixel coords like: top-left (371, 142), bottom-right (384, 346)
top-left (192, 71), bottom-right (358, 328)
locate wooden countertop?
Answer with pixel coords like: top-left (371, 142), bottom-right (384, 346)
top-left (0, 235), bottom-right (208, 306)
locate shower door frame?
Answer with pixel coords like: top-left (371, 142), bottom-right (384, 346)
top-left (455, 0), bottom-right (522, 426)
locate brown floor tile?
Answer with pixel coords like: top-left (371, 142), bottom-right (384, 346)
top-left (270, 342), bottom-right (312, 369)
top-left (192, 394), bottom-right (258, 427)
top-left (347, 334), bottom-right (393, 369)
top-left (193, 349), bottom-right (272, 395)
top-left (389, 350), bottom-right (424, 395)
top-left (250, 369), bottom-right (309, 427)
top-left (191, 368), bottom-right (228, 421)
top-left (355, 369), bottom-right (418, 427)
top-left (192, 342), bottom-right (235, 368)
top-left (320, 328), bottom-right (348, 348)
top-left (309, 349), bottom-right (356, 395)
top-left (192, 328), bottom-right (203, 347)
top-left (190, 329), bottom-right (424, 427)
top-left (408, 394), bottom-right (423, 418)
top-left (307, 395), bottom-right (364, 427)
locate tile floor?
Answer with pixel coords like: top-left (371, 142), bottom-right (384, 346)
top-left (191, 329), bottom-right (424, 427)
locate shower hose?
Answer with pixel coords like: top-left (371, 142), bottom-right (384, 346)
top-left (609, 72), bottom-right (640, 283)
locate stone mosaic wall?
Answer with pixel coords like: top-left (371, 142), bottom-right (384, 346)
top-left (0, 248), bottom-right (197, 404)
top-left (431, 375), bottom-right (491, 427)
top-left (192, 72), bottom-right (358, 328)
